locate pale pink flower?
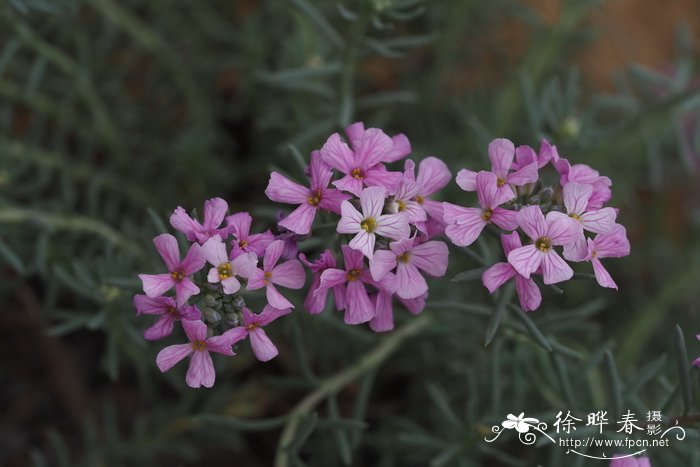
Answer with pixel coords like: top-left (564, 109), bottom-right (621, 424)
top-left (583, 224), bottom-right (630, 290)
top-left (170, 197), bottom-right (229, 244)
top-left (246, 240), bottom-right (305, 309)
top-left (386, 173), bottom-right (427, 225)
top-left (370, 286), bottom-right (427, 333)
top-left (402, 157), bottom-right (452, 232)
top-left (481, 232), bottom-right (542, 312)
top-left (139, 234), bottom-right (206, 305)
top-left (369, 237), bottom-right (448, 299)
top-left (344, 121), bottom-right (411, 163)
top-left (562, 182), bottom-right (617, 261)
top-left (227, 306), bottom-right (292, 362)
top-left (512, 139), bottom-right (559, 170)
top-left (133, 295), bottom-right (200, 340)
top-left (609, 455), bottom-right (651, 467)
top-left (443, 171), bottom-right (519, 247)
top-left (337, 186), bottom-right (410, 259)
top-left (299, 250), bottom-right (345, 314)
top-left (507, 206), bottom-right (579, 284)
top-left (320, 127), bottom-right (403, 196)
top-left (556, 160), bottom-right (612, 210)
top-left (265, 151), bottom-right (350, 235)
top-left (456, 138), bottom-right (538, 205)
top-left (201, 236), bottom-right (257, 294)
top-left (226, 212), bottom-right (275, 258)
top-left (156, 319), bottom-right (244, 388)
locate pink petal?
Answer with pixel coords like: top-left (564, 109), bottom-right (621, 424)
top-left (202, 197), bottom-right (228, 231)
top-left (139, 273), bottom-right (174, 298)
top-left (488, 138), bottom-right (515, 179)
top-left (246, 268), bottom-right (266, 290)
top-left (220, 276), bottom-right (242, 294)
top-left (494, 184), bottom-right (517, 205)
top-left (513, 145), bottom-right (537, 170)
top-left (369, 291), bottom-right (394, 332)
top-left (265, 172), bottom-right (310, 204)
top-left (344, 281), bottom-right (375, 324)
top-left (515, 276), bottom-right (542, 311)
top-left (156, 343), bottom-right (193, 372)
top-left (309, 150), bottom-right (333, 191)
top-left (540, 251), bottom-right (573, 284)
top-left (349, 230), bottom-right (376, 259)
top-left (369, 249), bottom-right (397, 281)
top-left (354, 127), bottom-right (393, 168)
top-left (317, 188), bottom-right (350, 215)
top-left (491, 208), bottom-right (518, 231)
top-left (320, 133), bottom-right (353, 173)
top-left (344, 121), bottom-right (365, 147)
top-left (416, 157), bottom-right (451, 196)
top-left (332, 176), bottom-right (364, 197)
top-left (482, 262), bottom-right (516, 293)
top-left (592, 225), bottom-right (630, 258)
top-left (375, 213), bottom-right (410, 240)
top-left (246, 230), bottom-right (275, 257)
top-left (263, 240), bottom-right (285, 271)
top-left (506, 161), bottom-right (538, 186)
top-left (175, 278), bottom-right (200, 306)
top-left (399, 293), bottom-right (426, 315)
top-left (342, 244), bottom-right (365, 270)
top-left (202, 236), bottom-right (228, 266)
top-left (545, 211), bottom-right (581, 246)
top-left (562, 183), bottom-right (593, 216)
top-left (360, 186), bottom-right (387, 219)
top-left (476, 171), bottom-right (499, 208)
top-left (395, 262), bottom-right (428, 299)
top-left (500, 231), bottom-right (523, 256)
top-left (580, 207), bottom-right (617, 234)
top-left (279, 203), bottom-right (317, 235)
top-left (231, 252), bottom-right (258, 278)
top-left (133, 294), bottom-right (172, 315)
top-left (409, 240), bottom-right (448, 277)
top-left (382, 133), bottom-right (411, 163)
top-left (304, 276), bottom-right (328, 314)
top-left (316, 268), bottom-right (348, 295)
top-left (591, 257), bottom-right (617, 289)
top-left (221, 327), bottom-right (249, 347)
top-left (170, 207), bottom-right (199, 241)
top-left (249, 328), bottom-right (279, 361)
top-left (226, 212), bottom-right (252, 239)
top-left (182, 318), bottom-right (207, 342)
top-left (258, 304), bottom-right (292, 326)
top-left (144, 314), bottom-right (176, 340)
top-left (266, 284), bottom-right (294, 309)
top-left (337, 200), bottom-right (363, 234)
top-left (362, 167), bottom-right (403, 195)
top-left (455, 169), bottom-right (477, 191)
top-left (563, 236), bottom-right (588, 262)
top-left (444, 209), bottom-right (487, 247)
top-left (516, 206), bottom-right (547, 240)
top-left (181, 243), bottom-right (206, 275)
top-left (507, 245), bottom-right (543, 279)
top-left (272, 259), bottom-right (306, 289)
top-left (186, 350), bottom-right (215, 388)
top-left (153, 234), bottom-right (180, 271)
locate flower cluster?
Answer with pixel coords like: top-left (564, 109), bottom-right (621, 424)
top-left (443, 138), bottom-right (631, 312)
top-left (135, 122), bottom-right (451, 388)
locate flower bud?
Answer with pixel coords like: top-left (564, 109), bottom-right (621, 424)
top-left (202, 307), bottom-right (221, 325)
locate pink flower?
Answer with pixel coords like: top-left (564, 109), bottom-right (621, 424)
top-left (320, 127), bottom-right (403, 196)
top-left (556, 161), bottom-right (612, 210)
top-left (133, 295), bottom-right (200, 340)
top-left (584, 224), bottom-right (630, 290)
top-left (299, 250), bottom-right (345, 314)
top-left (337, 186), bottom-right (410, 259)
top-left (562, 182), bottom-right (617, 261)
top-left (370, 237), bottom-right (448, 299)
top-left (156, 319), bottom-right (244, 388)
top-left (609, 455), bottom-right (651, 467)
top-left (402, 157), bottom-right (452, 231)
top-left (507, 206), bottom-right (579, 284)
top-left (201, 236), bottom-right (257, 294)
top-left (344, 121), bottom-right (411, 163)
top-left (512, 139), bottom-right (558, 170)
top-left (386, 173), bottom-right (427, 225)
top-left (481, 232), bottom-right (542, 312)
top-left (265, 151), bottom-right (350, 235)
top-left (315, 245), bottom-right (384, 324)
top-left (227, 306), bottom-right (292, 362)
top-left (443, 171), bottom-right (519, 247)
top-left (139, 234), bottom-right (206, 305)
top-left (370, 286), bottom-right (427, 333)
top-left (226, 212), bottom-right (275, 257)
top-left (456, 138), bottom-right (538, 205)
top-left (246, 240), bottom-right (305, 309)
top-left (170, 197), bottom-right (229, 244)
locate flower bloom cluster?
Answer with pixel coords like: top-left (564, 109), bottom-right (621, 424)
top-left (135, 122), bottom-right (451, 387)
top-left (443, 138), bottom-right (631, 311)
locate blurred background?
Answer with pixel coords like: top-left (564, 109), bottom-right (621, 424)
top-left (1, 0), bottom-right (700, 466)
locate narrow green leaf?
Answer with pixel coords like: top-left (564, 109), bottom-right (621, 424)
top-left (0, 236), bottom-right (25, 274)
top-left (484, 282), bottom-right (514, 346)
top-left (451, 267), bottom-right (487, 282)
top-left (604, 350), bottom-right (623, 416)
top-left (147, 207), bottom-right (168, 234)
top-left (426, 383), bottom-right (462, 430)
top-left (289, 0), bottom-right (344, 49)
top-left (192, 414), bottom-right (287, 431)
top-left (507, 304), bottom-right (552, 351)
top-left (673, 324), bottom-right (693, 414)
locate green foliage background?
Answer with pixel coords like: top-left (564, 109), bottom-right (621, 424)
top-left (1, 0), bottom-right (700, 466)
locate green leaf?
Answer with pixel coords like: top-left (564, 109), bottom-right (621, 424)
top-left (604, 350), bottom-right (623, 416)
top-left (484, 282), bottom-right (514, 346)
top-left (451, 267), bottom-right (487, 282)
top-left (673, 324), bottom-right (694, 414)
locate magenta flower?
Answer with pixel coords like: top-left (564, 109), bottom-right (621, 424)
top-left (299, 250), bottom-right (345, 314)
top-left (456, 138), bottom-right (538, 205)
top-left (512, 139), bottom-right (558, 170)
top-left (133, 295), bottom-right (200, 340)
top-left (320, 128), bottom-right (403, 196)
top-left (316, 245), bottom-right (384, 324)
top-left (583, 224), bottom-right (630, 290)
top-left (344, 121), bottom-right (411, 163)
top-left (610, 455), bottom-right (651, 467)
top-left (139, 234), bottom-right (206, 305)
top-left (226, 212), bottom-right (275, 258)
top-left (370, 237), bottom-right (448, 299)
top-left (402, 157), bottom-right (452, 227)
top-left (562, 182), bottom-right (617, 260)
top-left (481, 232), bottom-right (542, 312)
top-left (265, 151), bottom-right (350, 235)
top-left (156, 318), bottom-right (244, 388)
top-left (386, 174), bottom-right (427, 225)
top-left (227, 306), bottom-right (292, 362)
top-left (507, 206), bottom-right (579, 284)
top-left (337, 186), bottom-right (410, 259)
top-left (201, 236), bottom-right (257, 294)
top-left (247, 239), bottom-right (305, 309)
top-left (443, 171), bottom-right (519, 247)
top-left (556, 161), bottom-right (612, 210)
top-left (170, 197), bottom-right (229, 244)
top-left (369, 286), bottom-right (427, 333)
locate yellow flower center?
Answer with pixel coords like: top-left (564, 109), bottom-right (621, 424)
top-left (497, 177), bottom-right (506, 187)
top-left (263, 270), bottom-right (273, 284)
top-left (351, 168), bottom-right (364, 179)
top-left (217, 262), bottom-right (233, 279)
top-left (535, 236), bottom-right (552, 252)
top-left (307, 189), bottom-right (322, 207)
top-left (481, 208), bottom-right (494, 222)
top-left (397, 252), bottom-right (411, 263)
top-left (191, 340), bottom-right (207, 351)
top-left (238, 239), bottom-right (249, 250)
top-left (167, 306), bottom-right (178, 316)
top-left (246, 322), bottom-right (260, 331)
top-left (170, 270), bottom-right (186, 281)
top-left (415, 195), bottom-right (424, 204)
top-left (360, 217), bottom-right (377, 233)
top-left (569, 213), bottom-right (581, 221)
top-left (346, 269), bottom-right (361, 282)
top-left (396, 200), bottom-right (407, 212)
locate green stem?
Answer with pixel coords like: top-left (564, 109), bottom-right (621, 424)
top-left (273, 313), bottom-right (432, 467)
top-left (338, 4), bottom-right (370, 127)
